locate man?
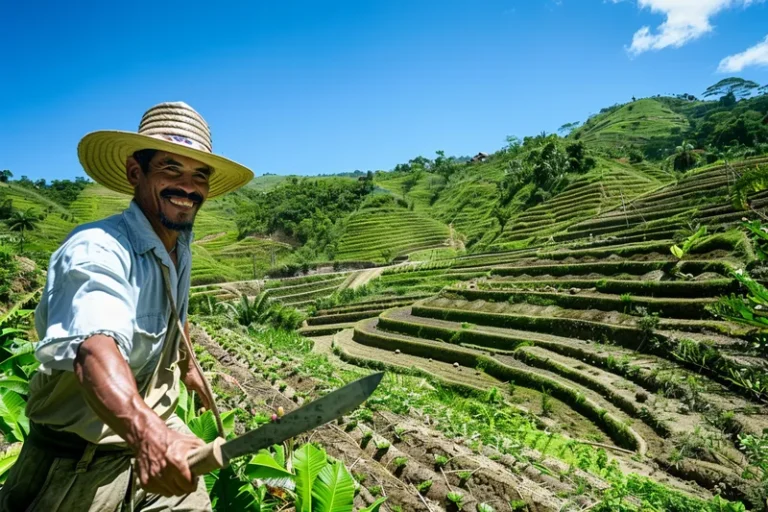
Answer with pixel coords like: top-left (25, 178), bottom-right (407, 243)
top-left (0, 102), bottom-right (253, 511)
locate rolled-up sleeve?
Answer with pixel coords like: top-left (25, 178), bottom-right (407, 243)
top-left (35, 232), bottom-right (135, 373)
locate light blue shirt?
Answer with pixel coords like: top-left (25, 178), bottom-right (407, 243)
top-left (34, 200), bottom-right (192, 385)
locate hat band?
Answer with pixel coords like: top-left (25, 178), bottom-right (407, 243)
top-left (148, 133), bottom-right (211, 154)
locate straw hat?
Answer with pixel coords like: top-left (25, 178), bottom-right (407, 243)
top-left (78, 102), bottom-right (253, 198)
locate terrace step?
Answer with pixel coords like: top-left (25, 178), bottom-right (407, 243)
top-left (353, 318), bottom-right (646, 452)
top-left (444, 287), bottom-right (716, 320)
top-left (489, 259), bottom-right (731, 278)
top-left (297, 322), bottom-right (357, 337)
top-left (314, 295), bottom-right (430, 316)
top-left (376, 307), bottom-right (768, 437)
top-left (306, 308), bottom-right (390, 326)
top-left (486, 278), bottom-right (739, 298)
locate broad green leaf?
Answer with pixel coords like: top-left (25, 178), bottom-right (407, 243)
top-left (188, 410), bottom-right (220, 443)
top-left (211, 465), bottom-right (269, 511)
top-left (0, 443), bottom-right (21, 483)
top-left (292, 443), bottom-right (327, 512)
top-left (0, 376), bottom-right (29, 395)
top-left (272, 444), bottom-right (286, 468)
top-left (222, 409), bottom-right (237, 438)
top-left (0, 389), bottom-right (28, 442)
top-left (312, 461), bottom-right (355, 512)
top-left (670, 245), bottom-right (684, 259)
top-left (245, 449), bottom-right (294, 481)
top-left (358, 496), bottom-right (387, 512)
top-left (176, 381), bottom-right (190, 422)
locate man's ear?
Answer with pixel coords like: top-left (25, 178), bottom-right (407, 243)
top-left (126, 156), bottom-right (142, 187)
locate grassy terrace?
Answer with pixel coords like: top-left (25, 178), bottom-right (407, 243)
top-left (492, 159), bottom-right (669, 249)
top-left (571, 98), bottom-right (690, 149)
top-left (335, 206), bottom-right (450, 262)
top-left (312, 159), bottom-right (768, 509)
top-left (560, 158), bottom-right (768, 245)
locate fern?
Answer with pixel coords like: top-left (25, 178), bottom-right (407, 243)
top-left (732, 165), bottom-right (768, 210)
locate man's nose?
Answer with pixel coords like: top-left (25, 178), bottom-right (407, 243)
top-left (174, 172), bottom-right (197, 193)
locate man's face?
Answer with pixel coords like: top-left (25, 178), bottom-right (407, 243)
top-left (128, 151), bottom-right (211, 232)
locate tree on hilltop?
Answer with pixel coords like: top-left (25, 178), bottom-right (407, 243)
top-left (703, 78), bottom-right (760, 100)
top-left (557, 122), bottom-right (581, 136)
top-left (6, 208), bottom-right (40, 252)
top-left (0, 170), bottom-right (12, 183)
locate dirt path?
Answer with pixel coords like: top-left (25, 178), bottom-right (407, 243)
top-left (342, 266), bottom-right (387, 290)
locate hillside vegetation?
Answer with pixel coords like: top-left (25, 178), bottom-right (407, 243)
top-left (2, 77), bottom-right (768, 511)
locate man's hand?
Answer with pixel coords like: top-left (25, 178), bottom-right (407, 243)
top-left (74, 335), bottom-right (204, 497)
top-left (134, 426), bottom-right (204, 496)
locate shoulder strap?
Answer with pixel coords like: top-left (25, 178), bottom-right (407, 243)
top-left (156, 255), bottom-right (225, 438)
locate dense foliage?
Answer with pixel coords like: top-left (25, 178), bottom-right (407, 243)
top-left (13, 176), bottom-right (90, 207)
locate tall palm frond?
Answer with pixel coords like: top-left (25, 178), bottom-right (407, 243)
top-left (732, 165), bottom-right (768, 210)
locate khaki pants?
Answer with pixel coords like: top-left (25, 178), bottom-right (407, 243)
top-left (0, 415), bottom-right (211, 512)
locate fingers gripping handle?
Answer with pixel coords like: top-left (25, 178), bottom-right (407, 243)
top-left (188, 437), bottom-right (227, 476)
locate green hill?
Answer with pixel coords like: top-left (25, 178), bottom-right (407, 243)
top-left (573, 98), bottom-right (689, 149)
top-left (334, 202), bottom-right (450, 263)
top-left (5, 82), bottom-right (768, 511)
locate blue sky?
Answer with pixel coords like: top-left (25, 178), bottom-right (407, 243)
top-left (1, 0), bottom-right (767, 181)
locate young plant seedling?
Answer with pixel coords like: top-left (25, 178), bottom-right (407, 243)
top-left (392, 456), bottom-right (408, 470)
top-left (434, 454), bottom-right (450, 468)
top-left (416, 479), bottom-right (433, 494)
top-left (446, 491), bottom-right (465, 511)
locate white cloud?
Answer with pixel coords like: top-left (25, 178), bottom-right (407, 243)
top-left (718, 34), bottom-right (768, 71)
top-left (622, 0), bottom-right (761, 55)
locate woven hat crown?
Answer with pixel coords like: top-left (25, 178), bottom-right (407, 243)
top-left (138, 102), bottom-right (213, 153)
top-left (78, 100), bottom-right (253, 198)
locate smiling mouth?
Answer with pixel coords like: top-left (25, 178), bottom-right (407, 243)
top-left (166, 197), bottom-right (196, 209)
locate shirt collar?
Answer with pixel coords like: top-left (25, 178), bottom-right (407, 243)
top-left (122, 200), bottom-right (194, 259)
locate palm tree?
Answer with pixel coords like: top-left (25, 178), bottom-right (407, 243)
top-left (223, 293), bottom-right (273, 326)
top-left (672, 142), bottom-right (697, 171)
top-left (6, 208), bottom-right (40, 252)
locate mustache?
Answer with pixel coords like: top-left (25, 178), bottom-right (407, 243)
top-left (160, 188), bottom-right (203, 204)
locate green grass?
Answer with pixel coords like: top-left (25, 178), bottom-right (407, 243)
top-left (491, 157), bottom-right (668, 249)
top-left (572, 98), bottom-right (689, 149)
top-left (335, 206), bottom-right (450, 262)
top-left (374, 171), bottom-right (446, 211)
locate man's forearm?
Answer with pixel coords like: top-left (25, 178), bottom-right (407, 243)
top-left (74, 334), bottom-right (166, 449)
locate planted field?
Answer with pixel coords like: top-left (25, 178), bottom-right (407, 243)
top-left (303, 161), bottom-right (768, 509)
top-left (492, 158), bottom-right (670, 249)
top-left (335, 207), bottom-right (450, 262)
top-left (572, 98), bottom-right (690, 149)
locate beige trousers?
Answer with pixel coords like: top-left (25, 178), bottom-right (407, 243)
top-left (0, 415), bottom-right (211, 512)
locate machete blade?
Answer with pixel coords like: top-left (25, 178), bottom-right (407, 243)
top-left (220, 371), bottom-right (384, 464)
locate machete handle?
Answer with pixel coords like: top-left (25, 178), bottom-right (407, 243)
top-left (188, 437), bottom-right (227, 476)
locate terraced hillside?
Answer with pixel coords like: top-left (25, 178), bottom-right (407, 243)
top-left (317, 157), bottom-right (768, 509)
top-left (191, 270), bottom-right (353, 308)
top-left (572, 98), bottom-right (690, 149)
top-left (335, 205), bottom-right (451, 263)
top-left (0, 183), bottom-right (78, 252)
top-left (493, 158), bottom-right (673, 250)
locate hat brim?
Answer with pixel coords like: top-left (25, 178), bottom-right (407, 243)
top-left (78, 131), bottom-right (254, 199)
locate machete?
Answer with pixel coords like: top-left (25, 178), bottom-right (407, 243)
top-left (187, 371), bottom-right (384, 475)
